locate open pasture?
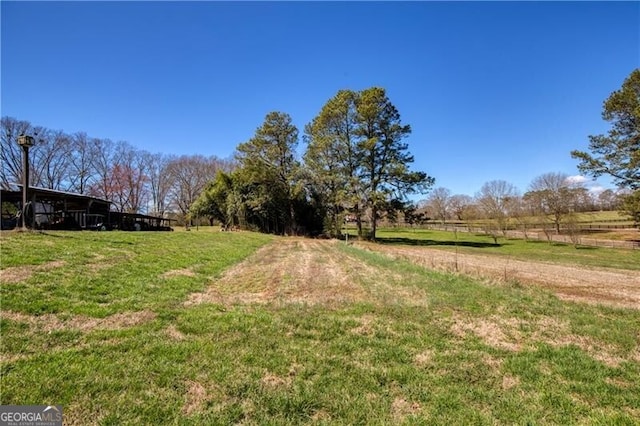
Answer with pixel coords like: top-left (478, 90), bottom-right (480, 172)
top-left (369, 227), bottom-right (640, 270)
top-left (1, 230), bottom-right (639, 424)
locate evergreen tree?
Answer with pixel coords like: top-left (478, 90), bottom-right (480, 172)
top-left (355, 87), bottom-right (433, 240)
top-left (572, 69), bottom-right (640, 190)
top-left (305, 87), bottom-right (433, 240)
top-left (235, 111), bottom-right (302, 235)
top-left (304, 90), bottom-right (363, 237)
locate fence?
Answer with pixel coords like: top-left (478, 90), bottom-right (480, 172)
top-left (575, 224), bottom-right (637, 230)
top-left (422, 224), bottom-right (640, 250)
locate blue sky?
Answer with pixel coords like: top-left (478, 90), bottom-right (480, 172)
top-left (2, 1), bottom-right (638, 197)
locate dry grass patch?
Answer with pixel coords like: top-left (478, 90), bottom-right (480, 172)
top-left (625, 408), bottom-right (640, 419)
top-left (186, 238), bottom-right (430, 308)
top-left (161, 268), bottom-right (197, 279)
top-left (81, 248), bottom-right (137, 273)
top-left (605, 377), bottom-right (633, 389)
top-left (391, 397), bottom-right (422, 422)
top-left (310, 410), bottom-right (332, 422)
top-left (447, 313), bottom-right (630, 366)
top-left (63, 397), bottom-right (104, 426)
top-left (180, 379), bottom-right (230, 417)
top-left (0, 310), bottom-right (156, 333)
top-left (501, 374), bottom-right (520, 390)
top-left (0, 260), bottom-right (67, 284)
top-left (0, 266), bottom-right (32, 284)
top-left (165, 324), bottom-right (186, 341)
top-left (450, 315), bottom-right (523, 352)
top-left (358, 242), bottom-right (640, 309)
top-left (482, 353), bottom-right (504, 369)
top-left (95, 310), bottom-right (156, 329)
top-left (350, 314), bottom-right (376, 336)
top-left (260, 372), bottom-right (291, 389)
top-left (1, 336), bottom-right (125, 364)
top-left (84, 254), bottom-right (110, 273)
top-left (182, 380), bottom-right (208, 416)
top-left (82, 249), bottom-right (139, 274)
top-left (413, 350), bottom-right (434, 367)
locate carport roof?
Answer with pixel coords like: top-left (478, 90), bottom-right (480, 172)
top-left (0, 183), bottom-right (111, 205)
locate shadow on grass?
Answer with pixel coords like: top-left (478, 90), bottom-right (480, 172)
top-left (38, 231), bottom-right (79, 239)
top-left (38, 231), bottom-right (135, 245)
top-left (521, 240), bottom-right (571, 247)
top-left (376, 237), bottom-right (501, 248)
top-left (520, 240), bottom-right (602, 250)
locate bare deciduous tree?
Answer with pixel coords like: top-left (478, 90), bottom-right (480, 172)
top-left (89, 138), bottom-right (117, 202)
top-left (111, 143), bottom-right (149, 213)
top-left (31, 129), bottom-right (72, 190)
top-left (425, 187), bottom-right (451, 225)
top-left (598, 189), bottom-right (621, 211)
top-left (525, 172), bottom-right (584, 234)
top-left (1, 117), bottom-right (32, 187)
top-left (1, 115), bottom-right (238, 219)
top-left (167, 155), bottom-right (228, 220)
top-left (449, 194), bottom-right (473, 221)
top-left (476, 180), bottom-right (520, 235)
top-left (67, 132), bottom-right (96, 195)
top-left (144, 152), bottom-right (172, 216)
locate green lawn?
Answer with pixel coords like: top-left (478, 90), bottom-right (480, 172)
top-left (366, 227), bottom-right (640, 270)
top-left (1, 230), bottom-right (639, 424)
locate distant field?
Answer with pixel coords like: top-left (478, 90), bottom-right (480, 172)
top-left (418, 210), bottom-right (636, 232)
top-left (487, 210), bottom-right (634, 226)
top-left (1, 230), bottom-right (639, 424)
top-left (357, 228), bottom-right (640, 271)
top-left (572, 210), bottom-right (635, 224)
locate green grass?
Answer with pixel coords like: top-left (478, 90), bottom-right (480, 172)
top-left (367, 227), bottom-right (640, 270)
top-left (0, 230), bottom-right (273, 316)
top-left (1, 230), bottom-right (639, 424)
top-left (572, 210), bottom-right (634, 223)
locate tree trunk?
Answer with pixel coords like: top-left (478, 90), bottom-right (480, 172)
top-left (333, 205), bottom-right (342, 237)
top-left (370, 204), bottom-right (377, 241)
top-left (355, 204), bottom-right (363, 239)
top-left (289, 203), bottom-right (296, 236)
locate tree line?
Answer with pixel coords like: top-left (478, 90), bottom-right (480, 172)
top-left (3, 67), bottom-right (637, 236)
top-left (2, 87), bottom-right (432, 239)
top-left (191, 87), bottom-right (433, 239)
top-left (421, 68), bottom-right (640, 232)
top-left (1, 116), bottom-right (234, 217)
top-left (422, 174), bottom-right (631, 236)
top-left (192, 68), bottom-right (639, 238)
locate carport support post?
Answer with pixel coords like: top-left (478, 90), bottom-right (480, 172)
top-left (17, 135), bottom-right (34, 231)
top-left (31, 192), bottom-right (36, 229)
top-left (21, 151), bottom-right (28, 230)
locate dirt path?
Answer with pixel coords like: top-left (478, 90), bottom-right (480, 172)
top-left (356, 242), bottom-right (640, 309)
top-left (186, 238), bottom-right (429, 308)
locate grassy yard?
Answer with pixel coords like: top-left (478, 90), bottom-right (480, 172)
top-left (366, 228), bottom-right (640, 271)
top-left (1, 230), bottom-right (639, 424)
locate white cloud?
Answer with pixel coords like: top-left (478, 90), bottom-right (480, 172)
top-left (588, 185), bottom-right (605, 195)
top-left (565, 175), bottom-right (588, 185)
